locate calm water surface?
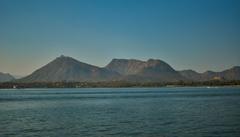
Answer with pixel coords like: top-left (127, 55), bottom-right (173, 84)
top-left (0, 87), bottom-right (240, 137)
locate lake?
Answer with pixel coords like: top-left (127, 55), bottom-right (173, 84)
top-left (0, 87), bottom-right (240, 137)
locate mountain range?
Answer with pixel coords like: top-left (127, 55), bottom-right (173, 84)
top-left (105, 58), bottom-right (186, 82)
top-left (1, 55), bottom-right (240, 83)
top-left (19, 55), bottom-right (119, 82)
top-left (179, 66), bottom-right (240, 81)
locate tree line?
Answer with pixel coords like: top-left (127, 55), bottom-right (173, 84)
top-left (0, 80), bottom-right (240, 89)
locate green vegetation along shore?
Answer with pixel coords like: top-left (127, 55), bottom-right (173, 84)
top-left (0, 80), bottom-right (240, 89)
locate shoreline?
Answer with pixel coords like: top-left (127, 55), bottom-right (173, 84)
top-left (0, 84), bottom-right (240, 90)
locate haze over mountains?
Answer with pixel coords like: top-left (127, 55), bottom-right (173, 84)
top-left (1, 55), bottom-right (240, 83)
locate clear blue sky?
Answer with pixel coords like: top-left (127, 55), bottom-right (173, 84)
top-left (0, 0), bottom-right (240, 76)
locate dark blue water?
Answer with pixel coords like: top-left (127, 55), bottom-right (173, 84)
top-left (0, 87), bottom-right (240, 137)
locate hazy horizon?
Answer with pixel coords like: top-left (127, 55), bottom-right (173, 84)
top-left (0, 0), bottom-right (240, 76)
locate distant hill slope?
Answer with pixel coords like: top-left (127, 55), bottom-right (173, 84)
top-left (105, 59), bottom-right (146, 75)
top-left (219, 66), bottom-right (240, 80)
top-left (106, 59), bottom-right (186, 82)
top-left (19, 55), bottom-right (120, 82)
top-left (179, 66), bottom-right (240, 81)
top-left (179, 70), bottom-right (202, 81)
top-left (0, 72), bottom-right (15, 82)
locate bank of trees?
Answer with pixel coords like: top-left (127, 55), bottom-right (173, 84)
top-left (0, 80), bottom-right (240, 89)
